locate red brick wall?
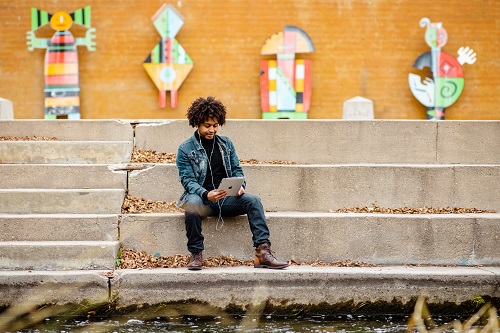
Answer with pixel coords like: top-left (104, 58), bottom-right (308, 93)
top-left (1, 0), bottom-right (498, 120)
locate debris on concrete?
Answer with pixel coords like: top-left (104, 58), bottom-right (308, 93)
top-left (121, 194), bottom-right (184, 213)
top-left (130, 148), bottom-right (297, 165)
top-left (117, 249), bottom-right (252, 269)
top-left (130, 148), bottom-right (176, 163)
top-left (117, 248), bottom-right (377, 269)
top-left (0, 136), bottom-right (58, 141)
top-left (330, 204), bottom-right (496, 214)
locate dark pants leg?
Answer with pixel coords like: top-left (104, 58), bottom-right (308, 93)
top-left (183, 194), bottom-right (212, 253)
top-left (217, 193), bottom-right (271, 247)
top-left (183, 193), bottom-right (271, 253)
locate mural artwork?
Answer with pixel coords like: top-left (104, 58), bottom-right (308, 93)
top-left (143, 4), bottom-right (194, 109)
top-left (409, 18), bottom-right (477, 120)
top-left (260, 26), bottom-right (314, 119)
top-left (27, 6), bottom-right (96, 119)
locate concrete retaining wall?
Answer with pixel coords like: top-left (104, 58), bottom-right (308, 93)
top-left (134, 120), bottom-right (500, 164)
top-left (0, 189), bottom-right (125, 214)
top-left (0, 120), bottom-right (133, 141)
top-left (0, 241), bottom-right (119, 270)
top-left (1, 266), bottom-right (499, 310)
top-left (120, 213), bottom-right (500, 266)
top-left (0, 214), bottom-right (119, 242)
top-left (128, 164), bottom-right (500, 212)
top-left (111, 266), bottom-right (500, 310)
top-left (0, 271), bottom-right (109, 308)
top-left (0, 165), bottom-right (127, 189)
top-left (0, 141), bottom-right (133, 164)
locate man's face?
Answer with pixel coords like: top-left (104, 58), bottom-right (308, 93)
top-left (197, 117), bottom-right (219, 140)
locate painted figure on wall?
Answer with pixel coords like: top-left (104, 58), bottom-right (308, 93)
top-left (143, 4), bottom-right (194, 109)
top-left (27, 6), bottom-right (96, 119)
top-left (408, 18), bottom-right (476, 120)
top-left (260, 26), bottom-right (314, 119)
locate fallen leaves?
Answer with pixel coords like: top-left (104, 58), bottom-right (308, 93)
top-left (117, 248), bottom-right (376, 269)
top-left (239, 159), bottom-right (297, 165)
top-left (130, 148), bottom-right (297, 165)
top-left (118, 249), bottom-right (253, 269)
top-left (330, 204), bottom-right (495, 214)
top-left (121, 194), bottom-right (184, 214)
top-left (130, 148), bottom-right (176, 164)
top-left (0, 136), bottom-right (58, 141)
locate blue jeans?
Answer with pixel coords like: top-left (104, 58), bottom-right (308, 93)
top-left (182, 193), bottom-right (271, 253)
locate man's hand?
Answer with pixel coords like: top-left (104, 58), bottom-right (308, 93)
top-left (237, 186), bottom-right (245, 196)
top-left (208, 189), bottom-right (227, 202)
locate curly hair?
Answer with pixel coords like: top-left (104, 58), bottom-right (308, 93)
top-left (186, 96), bottom-right (227, 127)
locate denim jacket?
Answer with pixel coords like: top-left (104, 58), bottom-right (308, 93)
top-left (176, 131), bottom-right (246, 206)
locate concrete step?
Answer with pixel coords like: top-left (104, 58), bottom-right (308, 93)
top-left (111, 266), bottom-right (500, 310)
top-left (128, 164), bottom-right (500, 212)
top-left (0, 214), bottom-right (119, 242)
top-left (0, 241), bottom-right (119, 270)
top-left (120, 212), bottom-right (500, 266)
top-left (0, 270), bottom-right (109, 308)
top-left (0, 119), bottom-right (133, 141)
top-left (1, 266), bottom-right (499, 310)
top-left (0, 141), bottom-right (133, 164)
top-left (134, 120), bottom-right (500, 164)
top-left (0, 189), bottom-right (125, 214)
top-left (0, 164), bottom-right (127, 189)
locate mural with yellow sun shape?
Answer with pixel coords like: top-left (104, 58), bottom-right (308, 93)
top-left (27, 6), bottom-right (96, 119)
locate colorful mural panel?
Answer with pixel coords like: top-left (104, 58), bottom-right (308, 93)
top-left (143, 4), bottom-right (193, 109)
top-left (260, 26), bottom-right (314, 119)
top-left (27, 6), bottom-right (96, 119)
top-left (408, 18), bottom-right (476, 120)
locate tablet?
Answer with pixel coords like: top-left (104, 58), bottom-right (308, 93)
top-left (217, 177), bottom-right (245, 196)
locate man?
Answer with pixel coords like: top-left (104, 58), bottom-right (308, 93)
top-left (176, 96), bottom-right (289, 271)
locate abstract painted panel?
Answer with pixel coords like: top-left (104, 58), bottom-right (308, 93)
top-left (27, 6), bottom-right (96, 119)
top-left (408, 18), bottom-right (476, 120)
top-left (260, 26), bottom-right (314, 119)
top-left (143, 4), bottom-right (193, 109)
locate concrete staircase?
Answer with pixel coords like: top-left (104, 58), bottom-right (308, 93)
top-left (0, 119), bottom-right (499, 311)
top-left (127, 120), bottom-right (500, 266)
top-left (0, 120), bottom-right (132, 270)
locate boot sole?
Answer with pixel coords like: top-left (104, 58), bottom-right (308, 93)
top-left (254, 264), bottom-right (289, 269)
top-left (187, 266), bottom-right (202, 271)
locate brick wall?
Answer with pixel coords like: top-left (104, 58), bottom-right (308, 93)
top-left (1, 0), bottom-right (498, 120)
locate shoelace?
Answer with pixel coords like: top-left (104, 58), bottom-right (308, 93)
top-left (263, 247), bottom-right (278, 260)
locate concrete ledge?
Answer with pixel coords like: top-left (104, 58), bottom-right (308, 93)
top-left (0, 241), bottom-right (119, 271)
top-left (134, 120), bottom-right (439, 164)
top-left (0, 270), bottom-right (109, 308)
top-left (0, 164), bottom-right (127, 189)
top-left (111, 266), bottom-right (500, 310)
top-left (437, 121), bottom-right (500, 164)
top-left (134, 120), bottom-right (500, 165)
top-left (0, 120), bottom-right (133, 141)
top-left (0, 214), bottom-right (119, 242)
top-left (0, 141), bottom-right (133, 164)
top-left (0, 189), bottom-right (125, 214)
top-left (128, 164), bottom-right (500, 212)
top-left (120, 213), bottom-right (500, 266)
top-left (0, 266), bottom-right (498, 310)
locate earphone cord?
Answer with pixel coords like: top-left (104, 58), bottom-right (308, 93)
top-left (203, 135), bottom-right (225, 230)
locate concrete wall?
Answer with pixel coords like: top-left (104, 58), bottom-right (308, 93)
top-left (120, 213), bottom-right (500, 266)
top-left (134, 120), bottom-right (500, 164)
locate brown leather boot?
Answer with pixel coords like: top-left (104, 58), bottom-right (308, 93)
top-left (187, 252), bottom-right (203, 270)
top-left (254, 243), bottom-right (289, 269)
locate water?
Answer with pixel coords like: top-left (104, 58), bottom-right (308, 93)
top-left (9, 314), bottom-right (433, 333)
